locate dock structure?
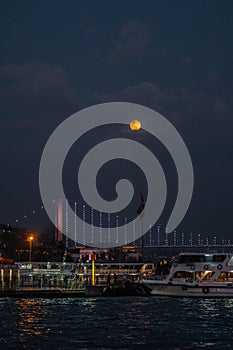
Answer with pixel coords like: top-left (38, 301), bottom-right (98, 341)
top-left (0, 261), bottom-right (155, 297)
top-left (15, 261), bottom-right (155, 288)
top-left (0, 264), bottom-right (20, 291)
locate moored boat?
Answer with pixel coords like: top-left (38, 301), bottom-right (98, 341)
top-left (142, 252), bottom-right (233, 298)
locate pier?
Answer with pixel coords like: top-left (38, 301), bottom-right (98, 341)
top-left (0, 260), bottom-right (154, 298)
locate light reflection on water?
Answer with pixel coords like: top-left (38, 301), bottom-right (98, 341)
top-left (15, 299), bottom-right (50, 337)
top-left (0, 297), bottom-right (233, 349)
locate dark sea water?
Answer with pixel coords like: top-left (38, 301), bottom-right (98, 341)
top-left (0, 296), bottom-right (233, 350)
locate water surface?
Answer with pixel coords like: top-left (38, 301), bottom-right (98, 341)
top-left (0, 297), bottom-right (233, 349)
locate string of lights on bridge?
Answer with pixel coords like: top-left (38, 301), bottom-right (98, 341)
top-left (10, 200), bottom-right (232, 249)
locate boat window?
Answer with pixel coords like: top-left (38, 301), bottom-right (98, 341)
top-left (179, 255), bottom-right (206, 263)
top-left (202, 272), bottom-right (214, 281)
top-left (228, 257), bottom-right (233, 266)
top-left (215, 272), bottom-right (233, 282)
top-left (213, 255), bottom-right (226, 262)
top-left (204, 254), bottom-right (213, 263)
top-left (215, 272), bottom-right (227, 282)
top-left (178, 254), bottom-right (227, 263)
top-left (228, 272), bottom-right (233, 281)
top-left (173, 271), bottom-right (193, 279)
top-left (203, 254), bottom-right (226, 263)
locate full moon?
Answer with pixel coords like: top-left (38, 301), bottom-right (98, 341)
top-left (130, 120), bottom-right (141, 131)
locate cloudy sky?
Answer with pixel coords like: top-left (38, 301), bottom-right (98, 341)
top-left (0, 0), bottom-right (232, 238)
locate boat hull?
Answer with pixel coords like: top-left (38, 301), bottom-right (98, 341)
top-left (143, 282), bottom-right (233, 298)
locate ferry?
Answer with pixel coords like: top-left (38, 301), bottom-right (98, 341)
top-left (15, 261), bottom-right (155, 289)
top-left (142, 252), bottom-right (233, 298)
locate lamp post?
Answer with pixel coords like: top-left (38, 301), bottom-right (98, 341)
top-left (28, 236), bottom-right (34, 262)
top-left (91, 253), bottom-right (96, 286)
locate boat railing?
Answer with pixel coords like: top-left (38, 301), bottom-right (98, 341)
top-left (32, 268), bottom-right (62, 274)
top-left (88, 268), bottom-right (139, 274)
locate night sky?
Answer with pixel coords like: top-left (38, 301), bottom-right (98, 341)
top-left (0, 0), bottom-right (232, 239)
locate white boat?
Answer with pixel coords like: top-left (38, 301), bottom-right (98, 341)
top-left (142, 252), bottom-right (233, 298)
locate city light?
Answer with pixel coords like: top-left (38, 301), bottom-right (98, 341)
top-left (27, 235), bottom-right (34, 262)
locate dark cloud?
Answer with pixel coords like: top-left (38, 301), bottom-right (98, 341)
top-left (108, 19), bottom-right (150, 64)
top-left (95, 81), bottom-right (232, 137)
top-left (180, 57), bottom-right (192, 64)
top-left (95, 82), bottom-right (165, 111)
top-left (83, 25), bottom-right (95, 36)
top-left (0, 62), bottom-right (81, 116)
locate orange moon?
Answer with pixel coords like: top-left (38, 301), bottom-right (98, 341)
top-left (130, 120), bottom-right (141, 131)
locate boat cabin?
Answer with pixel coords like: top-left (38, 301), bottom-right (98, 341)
top-left (178, 253), bottom-right (227, 264)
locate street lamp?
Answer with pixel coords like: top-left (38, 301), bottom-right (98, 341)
top-left (28, 236), bottom-right (34, 262)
